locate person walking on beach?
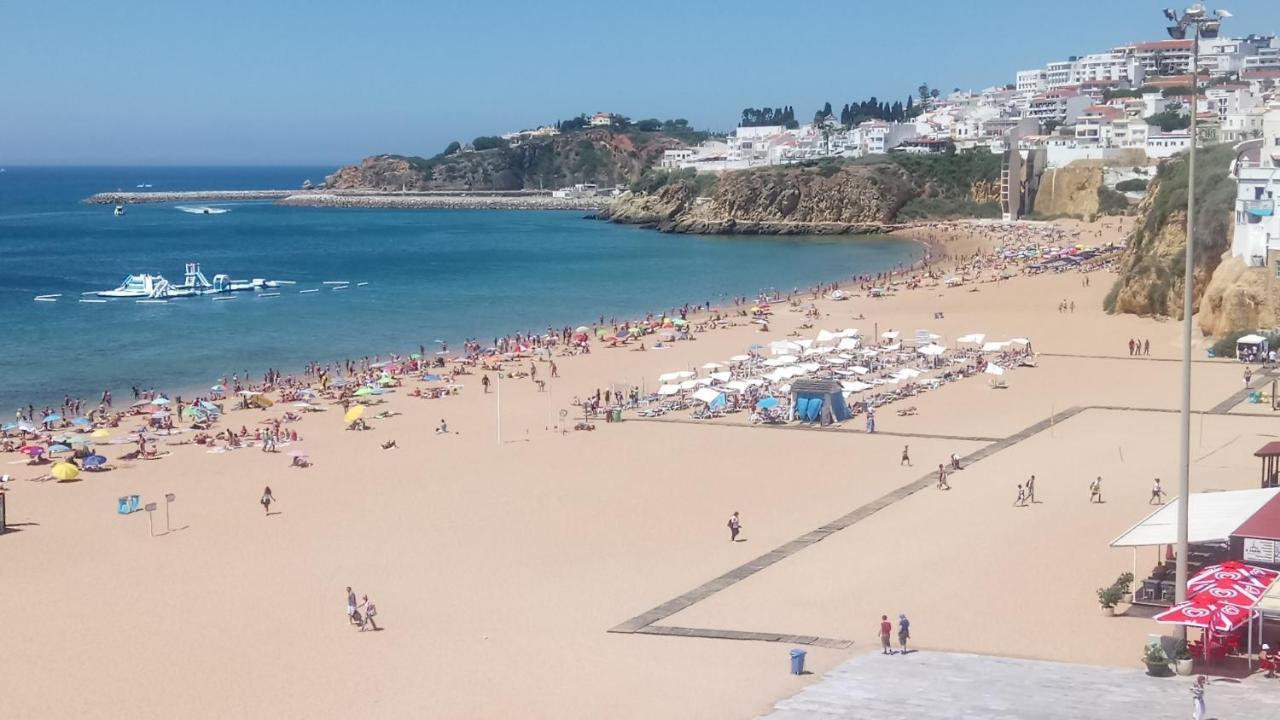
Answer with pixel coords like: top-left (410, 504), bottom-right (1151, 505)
top-left (1025, 475), bottom-right (1036, 504)
top-left (1143, 339), bottom-right (1150, 356)
top-left (549, 360), bottom-right (558, 378)
top-left (346, 586), bottom-right (359, 625)
top-left (1128, 339), bottom-right (1136, 356)
top-left (936, 464), bottom-right (950, 491)
top-left (900, 445), bottom-right (911, 466)
top-left (1245, 366), bottom-right (1253, 388)
top-left (1151, 478), bottom-right (1166, 505)
top-left (359, 595), bottom-right (379, 632)
top-left (1014, 484), bottom-right (1026, 507)
top-left (1090, 476), bottom-right (1103, 504)
top-left (1190, 675), bottom-right (1207, 720)
top-left (727, 511), bottom-right (741, 542)
top-left (481, 374), bottom-right (490, 394)
top-left (897, 614), bottom-right (911, 654)
top-left (865, 408), bottom-right (876, 434)
top-left (260, 486), bottom-right (276, 515)
top-left (879, 615), bottom-right (893, 655)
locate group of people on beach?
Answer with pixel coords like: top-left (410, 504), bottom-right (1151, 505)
top-left (345, 586), bottom-right (379, 631)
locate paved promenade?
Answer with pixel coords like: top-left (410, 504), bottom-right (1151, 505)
top-left (759, 651), bottom-right (1280, 719)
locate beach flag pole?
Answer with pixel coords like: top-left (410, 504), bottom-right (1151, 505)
top-left (497, 372), bottom-right (502, 446)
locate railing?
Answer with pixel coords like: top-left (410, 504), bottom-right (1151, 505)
top-left (1242, 199), bottom-right (1276, 215)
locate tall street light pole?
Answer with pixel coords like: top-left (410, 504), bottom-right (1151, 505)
top-left (1162, 4), bottom-right (1229, 621)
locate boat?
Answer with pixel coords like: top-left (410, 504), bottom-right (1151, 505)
top-left (114, 205), bottom-right (126, 216)
top-left (93, 263), bottom-right (289, 300)
top-left (258, 292), bottom-right (280, 298)
top-left (356, 282), bottom-right (369, 287)
top-left (135, 299), bottom-right (169, 304)
top-left (299, 289), bottom-right (320, 294)
top-left (323, 281), bottom-right (350, 285)
top-left (34, 294), bottom-right (59, 302)
top-left (78, 299), bottom-right (107, 304)
top-left (212, 296), bottom-right (235, 302)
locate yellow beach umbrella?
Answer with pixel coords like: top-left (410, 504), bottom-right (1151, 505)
top-left (343, 405), bottom-right (365, 424)
top-left (90, 428), bottom-right (111, 438)
top-left (51, 462), bottom-right (80, 481)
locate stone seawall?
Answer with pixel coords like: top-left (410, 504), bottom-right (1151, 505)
top-left (86, 190), bottom-right (296, 204)
top-left (277, 193), bottom-right (610, 211)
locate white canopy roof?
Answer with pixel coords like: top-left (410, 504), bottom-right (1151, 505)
top-left (881, 331), bottom-right (899, 339)
top-left (657, 384), bottom-right (681, 395)
top-left (658, 370), bottom-right (695, 382)
top-left (710, 371), bottom-right (731, 382)
top-left (729, 354), bottom-right (751, 362)
top-left (840, 381), bottom-right (872, 393)
top-left (957, 333), bottom-right (986, 344)
top-left (1110, 488), bottom-right (1280, 548)
top-left (815, 329), bottom-right (839, 343)
top-left (919, 344), bottom-right (947, 356)
top-left (1238, 334), bottom-right (1267, 345)
top-left (692, 388), bottom-right (724, 404)
top-left (837, 337), bottom-right (861, 350)
top-left (982, 341), bottom-right (1010, 352)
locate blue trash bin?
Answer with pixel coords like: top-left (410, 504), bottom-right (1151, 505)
top-left (790, 648), bottom-right (806, 675)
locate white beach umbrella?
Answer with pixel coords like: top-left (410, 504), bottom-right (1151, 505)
top-left (851, 365), bottom-right (869, 375)
top-left (884, 343), bottom-right (902, 351)
top-left (837, 337), bottom-right (860, 351)
top-left (825, 357), bottom-right (848, 365)
top-left (701, 362), bottom-right (725, 370)
top-left (815, 329), bottom-right (839, 343)
top-left (798, 362), bottom-right (822, 372)
top-left (770, 341), bottom-right (802, 355)
top-left (795, 339), bottom-right (814, 349)
top-left (729, 354), bottom-right (751, 362)
top-left (725, 380), bottom-right (750, 392)
top-left (1011, 338), bottom-right (1031, 345)
top-left (710, 372), bottom-right (731, 382)
top-left (981, 341), bottom-right (1010, 353)
top-left (957, 333), bottom-right (986, 345)
top-left (840, 380), bottom-right (873, 393)
top-left (679, 380), bottom-right (700, 390)
top-left (658, 384), bottom-right (681, 396)
top-left (692, 387), bottom-right (724, 405)
top-left (985, 363), bottom-right (1006, 376)
top-left (881, 331), bottom-right (899, 340)
top-left (919, 344), bottom-right (947, 357)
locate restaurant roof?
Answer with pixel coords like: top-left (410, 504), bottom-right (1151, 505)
top-left (1254, 442), bottom-right (1280, 458)
top-left (1110, 488), bottom-right (1280, 547)
top-left (1233, 493), bottom-right (1280, 542)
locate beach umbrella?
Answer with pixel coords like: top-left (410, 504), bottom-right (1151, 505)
top-left (133, 399), bottom-right (155, 406)
top-left (17, 421), bottom-right (36, 433)
top-left (657, 384), bottom-right (681, 396)
top-left (210, 384), bottom-right (225, 392)
top-left (343, 406), bottom-right (365, 424)
top-left (198, 401), bottom-right (222, 413)
top-left (1193, 583), bottom-right (1264, 607)
top-left (756, 397), bottom-right (779, 410)
top-left (67, 436), bottom-right (90, 446)
top-left (70, 417), bottom-right (91, 426)
top-left (353, 387), bottom-right (376, 397)
top-left (985, 363), bottom-right (1006, 376)
top-left (19, 445), bottom-right (44, 456)
top-left (1189, 561), bottom-right (1280, 590)
top-left (50, 462), bottom-right (80, 481)
top-left (730, 354), bottom-right (750, 362)
top-left (42, 413), bottom-right (63, 423)
top-left (150, 411), bottom-right (170, 419)
top-left (90, 428), bottom-right (111, 438)
top-left (1153, 593), bottom-right (1250, 633)
top-left (152, 397), bottom-right (170, 406)
top-left (83, 455), bottom-right (107, 468)
top-left (47, 444), bottom-right (72, 453)
top-left (377, 376), bottom-right (396, 387)
top-left (250, 395), bottom-right (274, 408)
top-left (182, 406), bottom-right (206, 418)
top-left (0, 422), bottom-right (16, 432)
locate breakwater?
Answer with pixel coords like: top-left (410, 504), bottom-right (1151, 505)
top-left (86, 190), bottom-right (297, 204)
top-left (277, 193), bottom-right (610, 211)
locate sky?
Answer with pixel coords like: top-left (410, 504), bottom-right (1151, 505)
top-left (2, 0), bottom-right (1278, 166)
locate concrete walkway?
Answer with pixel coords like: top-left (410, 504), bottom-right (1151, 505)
top-left (759, 651), bottom-right (1280, 719)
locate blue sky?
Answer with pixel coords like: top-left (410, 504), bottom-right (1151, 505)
top-left (2, 0), bottom-right (1277, 165)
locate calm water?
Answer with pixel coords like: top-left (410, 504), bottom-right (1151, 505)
top-left (0, 166), bottom-right (921, 410)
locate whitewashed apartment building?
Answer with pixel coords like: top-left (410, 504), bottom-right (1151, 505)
top-left (1230, 103), bottom-right (1280, 267)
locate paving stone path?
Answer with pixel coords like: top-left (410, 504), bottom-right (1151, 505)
top-left (758, 651), bottom-right (1280, 719)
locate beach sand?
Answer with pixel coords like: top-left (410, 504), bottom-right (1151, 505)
top-left (4, 220), bottom-right (1276, 719)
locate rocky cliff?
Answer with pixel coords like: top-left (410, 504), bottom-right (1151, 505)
top-left (325, 129), bottom-right (683, 192)
top-left (600, 152), bottom-right (1001, 234)
top-left (1033, 163), bottom-right (1105, 218)
top-left (1106, 144), bottom-right (1237, 322)
top-left (1198, 255), bottom-right (1280, 337)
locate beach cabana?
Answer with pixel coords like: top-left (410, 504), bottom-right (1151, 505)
top-left (692, 388), bottom-right (726, 411)
top-left (789, 378), bottom-right (852, 425)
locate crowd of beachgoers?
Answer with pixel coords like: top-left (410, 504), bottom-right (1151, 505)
top-left (0, 219), bottom-right (1122, 484)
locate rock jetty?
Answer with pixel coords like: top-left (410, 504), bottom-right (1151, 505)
top-left (86, 190), bottom-right (296, 205)
top-left (277, 193), bottom-right (610, 211)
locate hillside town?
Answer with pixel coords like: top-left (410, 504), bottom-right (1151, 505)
top-left (622, 32), bottom-right (1280, 173)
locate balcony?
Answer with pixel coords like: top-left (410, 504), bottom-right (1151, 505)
top-left (1242, 199), bottom-right (1276, 217)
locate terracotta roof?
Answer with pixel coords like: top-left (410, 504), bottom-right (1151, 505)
top-left (1244, 69), bottom-right (1280, 80)
top-left (1232, 492), bottom-right (1280, 542)
top-left (1084, 105), bottom-right (1124, 120)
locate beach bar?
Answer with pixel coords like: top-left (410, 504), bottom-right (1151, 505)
top-left (1111, 488), bottom-right (1280, 605)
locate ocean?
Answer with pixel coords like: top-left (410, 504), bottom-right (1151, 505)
top-left (0, 166), bottom-right (921, 411)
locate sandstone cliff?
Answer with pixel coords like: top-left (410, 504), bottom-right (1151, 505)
top-left (601, 152), bottom-right (1001, 234)
top-left (1033, 162), bottom-right (1105, 218)
top-left (325, 129), bottom-right (683, 192)
top-left (1106, 144), bottom-right (1237, 322)
top-left (1197, 255), bottom-right (1280, 337)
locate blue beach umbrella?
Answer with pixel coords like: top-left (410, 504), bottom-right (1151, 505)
top-left (70, 417), bottom-right (91, 426)
top-left (210, 384), bottom-right (225, 392)
top-left (17, 421), bottom-right (36, 432)
top-left (0, 422), bottom-right (16, 432)
top-left (83, 454), bottom-right (108, 468)
top-left (198, 401), bottom-right (222, 413)
top-left (43, 414), bottom-right (63, 423)
top-left (47, 444), bottom-right (72, 453)
top-left (756, 397), bottom-right (780, 410)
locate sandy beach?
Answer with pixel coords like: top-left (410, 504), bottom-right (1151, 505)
top-left (5, 215), bottom-right (1278, 719)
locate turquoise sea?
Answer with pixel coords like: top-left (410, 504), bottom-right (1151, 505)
top-left (0, 166), bottom-right (921, 410)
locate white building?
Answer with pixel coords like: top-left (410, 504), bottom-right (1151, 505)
top-left (660, 148), bottom-right (695, 169)
top-left (1025, 89), bottom-right (1092, 126)
top-left (589, 112), bottom-right (615, 127)
top-left (1229, 103), bottom-right (1280, 265)
top-left (1146, 131), bottom-right (1191, 159)
top-left (1016, 69), bottom-right (1048, 93)
top-left (727, 125), bottom-right (785, 164)
top-left (1046, 59), bottom-right (1078, 89)
top-left (1072, 52), bottom-right (1145, 86)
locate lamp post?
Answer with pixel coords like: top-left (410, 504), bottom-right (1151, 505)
top-left (1161, 4), bottom-right (1230, 621)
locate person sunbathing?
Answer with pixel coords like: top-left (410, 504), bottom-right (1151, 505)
top-left (380, 440), bottom-right (398, 450)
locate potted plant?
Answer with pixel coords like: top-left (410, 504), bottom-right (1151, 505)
top-left (1174, 640), bottom-right (1194, 676)
top-left (1143, 644), bottom-right (1172, 677)
top-left (1097, 572), bottom-right (1134, 615)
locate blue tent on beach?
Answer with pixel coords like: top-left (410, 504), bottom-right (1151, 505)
top-left (789, 378), bottom-right (852, 425)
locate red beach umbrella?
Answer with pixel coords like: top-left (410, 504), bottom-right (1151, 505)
top-left (1194, 583), bottom-right (1264, 607)
top-left (1190, 561), bottom-right (1280, 589)
top-left (1154, 593), bottom-right (1250, 633)
top-left (19, 445), bottom-right (44, 456)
